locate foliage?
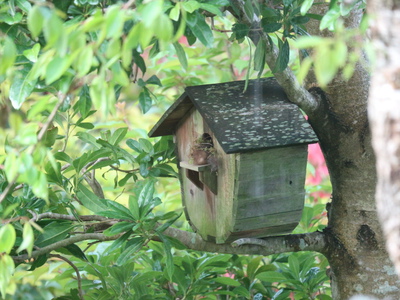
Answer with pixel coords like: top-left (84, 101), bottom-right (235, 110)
top-left (0, 0), bottom-right (352, 298)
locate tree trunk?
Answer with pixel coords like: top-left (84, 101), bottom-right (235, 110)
top-left (305, 5), bottom-right (400, 298)
top-left (368, 0), bottom-right (400, 280)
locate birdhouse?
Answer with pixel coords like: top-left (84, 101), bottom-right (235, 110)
top-left (149, 78), bottom-right (319, 244)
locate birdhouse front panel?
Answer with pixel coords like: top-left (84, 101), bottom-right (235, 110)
top-left (175, 107), bottom-right (219, 241)
top-left (149, 78), bottom-right (319, 244)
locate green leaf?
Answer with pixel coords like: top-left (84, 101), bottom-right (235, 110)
top-left (76, 85), bottom-right (92, 118)
top-left (116, 237), bottom-right (145, 266)
top-left (31, 172), bottom-right (49, 202)
top-left (0, 37), bottom-right (17, 76)
top-left (146, 75), bottom-right (162, 87)
top-left (0, 254), bottom-right (15, 298)
top-left (77, 184), bottom-right (108, 213)
top-left (141, 0), bottom-right (163, 28)
top-left (157, 232), bottom-right (174, 280)
top-left (15, 0), bottom-right (32, 13)
top-left (172, 42), bottom-right (188, 70)
top-left (128, 195), bottom-right (140, 220)
top-left (138, 181), bottom-right (155, 207)
top-left (316, 294), bottom-right (333, 300)
top-left (199, 3), bottom-right (223, 16)
top-left (109, 127), bottom-right (128, 145)
top-left (214, 277), bottom-right (241, 287)
top-left (288, 255), bottom-right (300, 279)
top-left (103, 222), bottom-right (135, 236)
top-left (271, 289), bottom-right (291, 300)
top-left (17, 222), bottom-right (34, 256)
top-left (43, 12), bottom-right (65, 49)
top-left (231, 23), bottom-right (249, 41)
top-left (28, 254), bottom-right (47, 271)
top-left (153, 164), bottom-right (178, 177)
top-left (247, 256), bottom-right (262, 280)
top-left (274, 39), bottom-right (290, 72)
top-left (232, 286), bottom-right (250, 297)
top-left (262, 21), bottom-right (282, 33)
top-left (139, 138), bottom-right (153, 153)
top-left (139, 88), bottom-right (152, 114)
top-left (243, 0), bottom-right (254, 20)
top-left (23, 43), bottom-right (40, 62)
top-left (105, 5), bottom-right (125, 38)
top-left (63, 244), bottom-right (87, 261)
top-left (35, 221), bottom-right (74, 247)
top-left (186, 12), bottom-right (214, 48)
top-left (9, 68), bottom-right (37, 109)
top-left (0, 224), bottom-right (16, 254)
top-left (76, 122), bottom-right (94, 129)
top-left (76, 132), bottom-right (100, 148)
top-left (54, 152), bottom-right (73, 164)
top-left (301, 0), bottom-right (314, 15)
top-left (182, 0), bottom-right (200, 13)
top-left (106, 230), bottom-right (131, 253)
top-left (45, 56), bottom-right (71, 85)
top-left (76, 46), bottom-right (94, 77)
top-left (110, 62), bottom-right (130, 86)
top-left (256, 271), bottom-right (287, 282)
top-left (254, 39), bottom-right (266, 76)
top-left (291, 16), bottom-right (310, 25)
top-left (155, 212), bottom-right (181, 233)
top-left (154, 14), bottom-right (173, 42)
top-left (126, 139), bottom-right (142, 152)
top-left (320, 5), bottom-right (341, 31)
top-left (295, 36), bottom-right (324, 48)
top-left (103, 200), bottom-right (135, 220)
top-left (169, 3), bottom-right (180, 21)
top-left (27, 5), bottom-right (43, 38)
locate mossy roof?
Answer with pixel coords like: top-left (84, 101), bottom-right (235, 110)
top-left (149, 78), bottom-right (318, 154)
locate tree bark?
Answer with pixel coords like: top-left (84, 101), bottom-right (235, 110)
top-left (228, 1), bottom-right (400, 296)
top-left (304, 4), bottom-right (400, 298)
top-left (368, 0), bottom-right (400, 280)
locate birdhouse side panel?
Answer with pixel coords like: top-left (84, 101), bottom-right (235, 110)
top-left (212, 136), bottom-right (236, 244)
top-left (232, 145), bottom-right (308, 235)
top-left (175, 109), bottom-right (217, 241)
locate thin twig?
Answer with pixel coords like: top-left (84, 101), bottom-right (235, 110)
top-left (122, 0), bottom-right (136, 9)
top-left (50, 254), bottom-right (84, 300)
top-left (82, 240), bottom-right (102, 252)
top-left (12, 233), bottom-right (120, 263)
top-left (14, 184), bottom-right (24, 191)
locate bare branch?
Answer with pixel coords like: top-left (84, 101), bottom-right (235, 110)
top-left (84, 171), bottom-right (105, 199)
top-left (31, 212), bottom-right (112, 222)
top-left (229, 0), bottom-right (319, 114)
top-left (163, 227), bottom-right (327, 256)
top-left (50, 254), bottom-right (84, 300)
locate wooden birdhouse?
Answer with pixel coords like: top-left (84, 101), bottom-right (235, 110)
top-left (149, 78), bottom-right (319, 244)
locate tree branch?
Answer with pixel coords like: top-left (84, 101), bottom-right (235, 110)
top-left (50, 254), bottom-right (84, 300)
top-left (12, 233), bottom-right (119, 263)
top-left (31, 212), bottom-right (112, 222)
top-left (13, 208), bottom-right (327, 265)
top-left (229, 0), bottom-right (319, 114)
top-left (163, 227), bottom-right (327, 256)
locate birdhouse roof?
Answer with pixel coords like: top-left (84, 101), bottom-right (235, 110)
top-left (149, 78), bottom-right (318, 154)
